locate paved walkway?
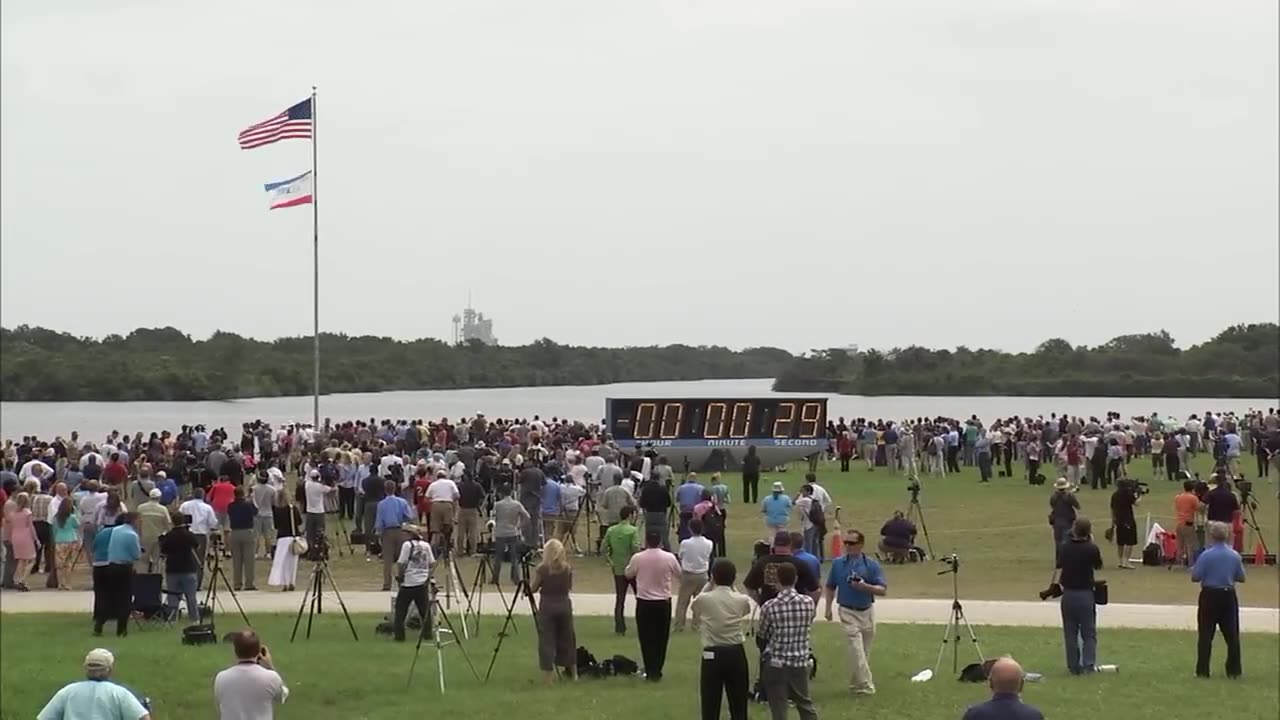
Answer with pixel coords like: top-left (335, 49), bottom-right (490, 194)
top-left (2, 590), bottom-right (1276, 633)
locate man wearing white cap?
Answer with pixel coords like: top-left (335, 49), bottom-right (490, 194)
top-left (136, 488), bottom-right (173, 573)
top-left (761, 481), bottom-right (793, 539)
top-left (303, 468), bottom-right (335, 552)
top-left (37, 648), bottom-right (151, 720)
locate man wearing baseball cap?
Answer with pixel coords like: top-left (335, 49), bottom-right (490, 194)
top-left (761, 481), bottom-right (792, 540)
top-left (37, 648), bottom-right (151, 720)
top-left (136, 488), bottom-right (172, 573)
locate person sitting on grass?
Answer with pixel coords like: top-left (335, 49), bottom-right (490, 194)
top-left (37, 648), bottom-right (151, 720)
top-left (960, 656), bottom-right (1044, 720)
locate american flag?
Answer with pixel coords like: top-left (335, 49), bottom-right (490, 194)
top-left (237, 98), bottom-right (312, 150)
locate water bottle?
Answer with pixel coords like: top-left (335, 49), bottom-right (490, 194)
top-left (1095, 664), bottom-right (1120, 673)
top-left (1024, 673), bottom-right (1043, 683)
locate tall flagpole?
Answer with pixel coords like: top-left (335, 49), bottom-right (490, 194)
top-left (311, 86), bottom-right (320, 430)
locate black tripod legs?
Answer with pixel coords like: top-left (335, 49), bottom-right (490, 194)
top-left (289, 563), bottom-right (358, 642)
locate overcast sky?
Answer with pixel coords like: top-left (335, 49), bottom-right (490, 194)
top-left (2, 0), bottom-right (1276, 353)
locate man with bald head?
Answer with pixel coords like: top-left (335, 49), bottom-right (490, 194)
top-left (961, 656), bottom-right (1044, 720)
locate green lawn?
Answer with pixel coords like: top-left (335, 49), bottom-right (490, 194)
top-left (49, 453), bottom-right (1280, 606)
top-left (322, 454), bottom-right (1280, 606)
top-left (2, 614), bottom-right (1276, 719)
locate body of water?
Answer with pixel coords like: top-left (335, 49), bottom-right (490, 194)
top-left (1, 379), bottom-right (1274, 440)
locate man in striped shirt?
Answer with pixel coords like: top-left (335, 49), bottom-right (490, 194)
top-left (757, 563), bottom-right (819, 720)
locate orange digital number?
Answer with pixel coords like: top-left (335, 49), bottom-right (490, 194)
top-left (659, 402), bottom-right (684, 439)
top-left (729, 402), bottom-right (753, 438)
top-left (634, 402), bottom-right (658, 439)
top-left (703, 402), bottom-right (727, 438)
top-left (799, 402), bottom-right (823, 437)
top-left (772, 402), bottom-right (796, 438)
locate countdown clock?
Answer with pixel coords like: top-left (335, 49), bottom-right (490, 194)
top-left (604, 397), bottom-right (829, 468)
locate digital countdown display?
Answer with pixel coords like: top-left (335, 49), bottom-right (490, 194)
top-left (606, 398), bottom-right (828, 446)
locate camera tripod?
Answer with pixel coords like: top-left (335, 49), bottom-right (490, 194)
top-left (932, 557), bottom-right (985, 676)
top-left (906, 486), bottom-right (934, 557)
top-left (199, 544), bottom-right (252, 628)
top-left (434, 541), bottom-right (473, 640)
top-left (483, 553), bottom-right (544, 682)
top-left (1238, 487), bottom-right (1270, 556)
top-left (407, 581), bottom-right (481, 692)
top-left (290, 560), bottom-right (359, 642)
top-left (326, 511), bottom-right (356, 557)
top-left (563, 490), bottom-right (598, 556)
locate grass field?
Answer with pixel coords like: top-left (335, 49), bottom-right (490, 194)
top-left (44, 454), bottom-right (1280, 606)
top-left (2, 613), bottom-right (1276, 719)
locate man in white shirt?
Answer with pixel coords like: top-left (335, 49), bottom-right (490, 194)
top-left (559, 478), bottom-right (587, 551)
top-left (19, 458), bottom-right (54, 483)
top-left (303, 470), bottom-right (335, 548)
top-left (424, 472), bottom-right (459, 545)
top-left (674, 517), bottom-right (714, 631)
top-left (179, 488), bottom-right (219, 589)
top-left (213, 630), bottom-right (288, 720)
top-left (803, 473), bottom-right (833, 511)
top-left (392, 526), bottom-right (436, 641)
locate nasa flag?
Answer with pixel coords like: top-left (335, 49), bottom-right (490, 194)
top-left (264, 171), bottom-right (313, 210)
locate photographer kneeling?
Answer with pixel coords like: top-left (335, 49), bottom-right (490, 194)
top-left (877, 511), bottom-right (916, 564)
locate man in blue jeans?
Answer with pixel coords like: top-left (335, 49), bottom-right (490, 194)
top-left (490, 486), bottom-right (530, 585)
top-left (1054, 517), bottom-right (1103, 674)
top-left (159, 512), bottom-right (201, 621)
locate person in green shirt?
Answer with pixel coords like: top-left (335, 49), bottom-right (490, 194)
top-left (603, 506), bottom-right (641, 635)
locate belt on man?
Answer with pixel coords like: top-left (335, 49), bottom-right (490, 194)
top-left (839, 604), bottom-right (872, 612)
top-left (1202, 586), bottom-right (1236, 592)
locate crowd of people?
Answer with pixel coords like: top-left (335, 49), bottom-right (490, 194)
top-left (7, 405), bottom-right (1270, 720)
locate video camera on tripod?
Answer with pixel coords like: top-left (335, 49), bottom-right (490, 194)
top-left (907, 479), bottom-right (921, 502)
top-left (937, 553), bottom-right (960, 575)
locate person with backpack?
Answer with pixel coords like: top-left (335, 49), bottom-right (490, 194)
top-left (795, 484), bottom-right (826, 560)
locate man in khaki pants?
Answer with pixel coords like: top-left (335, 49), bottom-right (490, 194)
top-left (673, 518), bottom-right (713, 630)
top-left (1173, 479), bottom-right (1203, 566)
top-left (822, 529), bottom-right (887, 696)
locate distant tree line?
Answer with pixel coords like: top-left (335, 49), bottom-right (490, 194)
top-left (0, 326), bottom-right (794, 402)
top-left (772, 324), bottom-right (1280, 398)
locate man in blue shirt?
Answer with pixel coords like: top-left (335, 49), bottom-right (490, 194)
top-left (374, 480), bottom-right (413, 591)
top-left (674, 474), bottom-right (706, 541)
top-left (789, 531), bottom-right (820, 578)
top-left (97, 513), bottom-right (141, 637)
top-left (540, 476), bottom-right (562, 543)
top-left (823, 529), bottom-right (887, 695)
top-left (1191, 521), bottom-right (1246, 678)
top-left (37, 648), bottom-right (151, 720)
top-left (154, 471), bottom-right (178, 507)
top-left (761, 482), bottom-right (792, 538)
top-left (961, 656), bottom-right (1044, 720)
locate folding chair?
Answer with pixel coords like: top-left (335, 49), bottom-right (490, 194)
top-left (131, 573), bottom-right (177, 630)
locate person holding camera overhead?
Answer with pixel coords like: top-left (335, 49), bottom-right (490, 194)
top-left (823, 529), bottom-right (886, 696)
top-left (1054, 518), bottom-right (1103, 675)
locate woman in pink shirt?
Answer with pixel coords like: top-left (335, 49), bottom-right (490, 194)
top-left (624, 530), bottom-right (681, 681)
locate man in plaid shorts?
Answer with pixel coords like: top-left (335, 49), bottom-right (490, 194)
top-left (757, 562), bottom-right (819, 720)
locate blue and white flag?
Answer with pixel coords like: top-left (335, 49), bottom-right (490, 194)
top-left (264, 171), bottom-right (312, 210)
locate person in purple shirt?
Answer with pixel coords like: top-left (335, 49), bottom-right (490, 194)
top-left (961, 657), bottom-right (1044, 720)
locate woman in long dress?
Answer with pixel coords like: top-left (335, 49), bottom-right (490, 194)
top-left (8, 492), bottom-right (38, 591)
top-left (269, 491), bottom-right (302, 591)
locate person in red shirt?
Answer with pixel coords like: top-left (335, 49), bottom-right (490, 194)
top-left (102, 453), bottom-right (128, 487)
top-left (207, 476), bottom-right (236, 547)
top-left (412, 466), bottom-right (433, 533)
top-left (1064, 436), bottom-right (1084, 489)
top-left (837, 431), bottom-right (854, 472)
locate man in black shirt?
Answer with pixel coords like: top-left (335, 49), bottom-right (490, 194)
top-left (455, 475), bottom-right (485, 556)
top-left (1108, 482), bottom-right (1139, 569)
top-left (1055, 518), bottom-right (1103, 675)
top-left (518, 463), bottom-right (546, 547)
top-left (227, 487), bottom-right (258, 591)
top-left (743, 531), bottom-right (820, 605)
top-left (638, 478), bottom-right (672, 551)
top-left (1204, 478), bottom-right (1239, 524)
top-left (159, 513), bottom-right (200, 622)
